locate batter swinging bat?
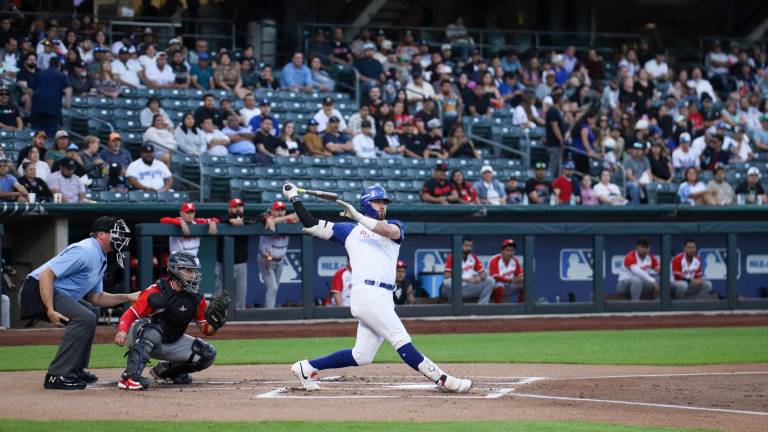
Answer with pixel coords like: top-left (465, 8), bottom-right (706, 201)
top-left (296, 188), bottom-right (339, 201)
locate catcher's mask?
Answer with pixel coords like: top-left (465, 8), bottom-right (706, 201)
top-left (91, 216), bottom-right (131, 268)
top-left (167, 251), bottom-right (202, 294)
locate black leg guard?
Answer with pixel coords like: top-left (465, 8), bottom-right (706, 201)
top-left (150, 339), bottom-right (216, 381)
top-left (122, 323), bottom-right (163, 380)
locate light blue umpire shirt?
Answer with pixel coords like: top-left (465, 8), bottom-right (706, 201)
top-left (29, 237), bottom-right (107, 300)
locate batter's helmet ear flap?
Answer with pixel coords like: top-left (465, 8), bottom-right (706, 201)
top-left (359, 185), bottom-right (390, 219)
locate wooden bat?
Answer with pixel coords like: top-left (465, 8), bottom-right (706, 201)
top-left (296, 188), bottom-right (339, 201)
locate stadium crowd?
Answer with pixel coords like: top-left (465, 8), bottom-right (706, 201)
top-left (0, 13), bottom-right (766, 206)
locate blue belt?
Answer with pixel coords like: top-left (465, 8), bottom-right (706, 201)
top-left (364, 279), bottom-right (395, 291)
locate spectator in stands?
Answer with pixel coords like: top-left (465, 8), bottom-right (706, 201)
top-left (623, 141), bottom-right (651, 204)
top-left (168, 49), bottom-right (190, 89)
top-left (107, 162), bottom-right (128, 192)
top-left (45, 130), bottom-right (71, 170)
top-left (92, 60), bottom-right (119, 98)
top-left (99, 132), bottom-right (132, 169)
top-left (705, 40), bottom-right (730, 93)
top-left (672, 132), bottom-right (697, 170)
top-left (302, 118), bottom-right (331, 156)
top-left (707, 163), bottom-right (735, 205)
top-left (552, 160), bottom-right (580, 204)
top-left (110, 33), bottom-right (135, 56)
top-left (126, 144), bottom-right (173, 192)
top-left (525, 162), bottom-right (553, 204)
top-left (140, 97), bottom-right (171, 128)
top-left (649, 140), bottom-right (674, 183)
top-left (328, 27), bottom-right (352, 65)
top-left (569, 109), bottom-right (598, 175)
top-left (18, 161), bottom-right (53, 203)
top-left (222, 112), bottom-right (256, 155)
top-left (752, 114), bottom-right (768, 151)
top-left (422, 160), bottom-right (458, 204)
top-left (187, 39), bottom-right (209, 65)
top-left (424, 118), bottom-right (449, 159)
top-left (671, 240), bottom-right (715, 300)
top-left (644, 51), bottom-right (669, 81)
top-left (617, 237), bottom-right (660, 301)
top-left (579, 174), bottom-right (599, 206)
top-left (735, 167), bottom-right (767, 205)
top-left (277, 121), bottom-right (301, 156)
top-left (391, 100), bottom-right (412, 133)
top-left (111, 47), bottom-right (143, 89)
top-left (141, 50), bottom-right (174, 89)
top-left (29, 57), bottom-right (71, 138)
top-left (544, 89), bottom-right (566, 177)
top-left (447, 125), bottom-right (480, 159)
top-left (161, 202), bottom-right (218, 256)
top-left (0, 155), bottom-right (28, 202)
top-left (68, 61), bottom-right (93, 96)
top-left (219, 98), bottom-right (237, 122)
top-left (700, 133), bottom-right (729, 171)
top-left (248, 99), bottom-right (280, 136)
top-left (687, 67), bottom-right (717, 101)
top-left (446, 169), bottom-right (480, 207)
top-left (38, 39), bottom-right (58, 70)
top-left (174, 112), bottom-right (207, 156)
top-left (505, 176), bottom-right (526, 204)
top-left (314, 96), bottom-right (348, 133)
top-left (194, 93), bottom-right (223, 128)
top-left (375, 119), bottom-right (404, 158)
top-left (17, 145), bottom-right (50, 181)
top-left (488, 239), bottom-right (524, 303)
top-left (476, 165), bottom-right (505, 205)
top-left (253, 116), bottom-right (284, 164)
top-left (143, 113), bottom-right (177, 165)
top-left (401, 120), bottom-right (427, 158)
top-left (213, 52), bottom-right (244, 97)
top-left (79, 135), bottom-right (105, 179)
top-left (348, 104), bottom-right (376, 136)
top-left (322, 116), bottom-right (354, 155)
top-left (309, 56), bottom-right (335, 92)
top-left (198, 117), bottom-right (230, 156)
top-left (414, 97), bottom-right (438, 126)
top-left (239, 59), bottom-right (260, 90)
top-left (281, 52), bottom-right (314, 92)
top-left (441, 237), bottom-right (495, 304)
top-left (190, 51), bottom-right (214, 90)
top-left (405, 70), bottom-right (435, 105)
top-left (46, 157), bottom-right (84, 203)
top-left (436, 79), bottom-right (462, 132)
top-left (257, 65), bottom-right (280, 90)
top-left (390, 260), bottom-right (415, 305)
top-left (53, 143), bottom-right (85, 176)
top-left (593, 168), bottom-right (628, 205)
top-left (354, 43), bottom-right (383, 89)
top-left (87, 46), bottom-right (106, 77)
top-left (0, 87), bottom-right (22, 130)
top-left (239, 93), bottom-right (260, 125)
top-left (723, 125), bottom-right (753, 163)
top-left (352, 119), bottom-right (377, 158)
top-left (137, 43), bottom-right (157, 69)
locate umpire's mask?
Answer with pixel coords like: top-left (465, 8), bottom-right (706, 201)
top-left (167, 251), bottom-right (202, 294)
top-left (92, 216), bottom-right (131, 268)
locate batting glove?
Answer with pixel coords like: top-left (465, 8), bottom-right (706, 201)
top-left (283, 182), bottom-right (299, 202)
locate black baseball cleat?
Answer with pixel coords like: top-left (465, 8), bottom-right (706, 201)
top-left (43, 374), bottom-right (87, 390)
top-left (75, 368), bottom-right (98, 383)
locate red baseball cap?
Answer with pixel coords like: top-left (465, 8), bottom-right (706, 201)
top-left (272, 200), bottom-right (286, 210)
top-left (396, 260), bottom-right (407, 268)
top-left (180, 202), bottom-right (196, 213)
top-left (228, 198), bottom-right (244, 208)
top-left (501, 239), bottom-right (516, 249)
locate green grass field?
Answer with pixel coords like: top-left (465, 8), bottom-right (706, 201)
top-left (0, 420), bottom-right (715, 432)
top-left (1, 327), bottom-right (765, 372)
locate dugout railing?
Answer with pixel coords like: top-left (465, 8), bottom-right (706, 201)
top-left (134, 220), bottom-right (768, 321)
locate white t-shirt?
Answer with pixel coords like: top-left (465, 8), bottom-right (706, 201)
top-left (405, 81), bottom-right (435, 101)
top-left (138, 54), bottom-right (156, 69)
top-left (672, 147), bottom-right (699, 169)
top-left (352, 133), bottom-right (377, 158)
top-left (144, 63), bottom-right (175, 86)
top-left (723, 135), bottom-right (753, 163)
top-left (126, 158), bottom-right (172, 190)
top-left (111, 58), bottom-right (143, 87)
top-left (644, 59), bottom-right (668, 80)
top-left (593, 182), bottom-right (624, 204)
top-left (513, 105), bottom-right (539, 127)
top-left (707, 52), bottom-right (729, 75)
top-left (690, 135), bottom-right (708, 159)
top-left (240, 106), bottom-right (261, 124)
top-left (483, 181), bottom-right (502, 205)
top-left (313, 108), bottom-right (347, 133)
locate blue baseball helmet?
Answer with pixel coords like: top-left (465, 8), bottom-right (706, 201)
top-left (360, 185), bottom-right (391, 218)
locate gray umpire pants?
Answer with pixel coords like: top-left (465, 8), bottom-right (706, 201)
top-left (214, 262), bottom-right (248, 309)
top-left (258, 254), bottom-right (284, 308)
top-left (48, 292), bottom-right (97, 376)
top-left (670, 280), bottom-right (714, 300)
top-left (441, 276), bottom-right (496, 304)
top-left (1, 294), bottom-right (10, 328)
top-left (616, 275), bottom-right (657, 301)
top-left (124, 318), bottom-right (196, 362)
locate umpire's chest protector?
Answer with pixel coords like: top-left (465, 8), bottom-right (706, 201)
top-left (151, 279), bottom-right (203, 343)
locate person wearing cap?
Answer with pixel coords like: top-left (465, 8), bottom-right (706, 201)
top-left (699, 133), bottom-right (730, 172)
top-left (488, 239), bottom-right (524, 303)
top-left (280, 52), bottom-right (314, 92)
top-left (111, 47), bottom-right (143, 89)
top-left (21, 216), bottom-right (136, 389)
top-left (0, 155), bottom-right (28, 202)
top-left (322, 115), bottom-right (354, 155)
top-left (37, 38), bottom-right (57, 70)
top-left (552, 160), bottom-right (581, 205)
top-left (475, 165), bottom-right (506, 205)
top-left (52, 142), bottom-right (86, 176)
top-left (248, 98), bottom-right (280, 137)
top-left (126, 143), bottom-right (173, 192)
top-left (393, 260), bottom-right (415, 305)
top-left (525, 162), bottom-right (553, 205)
top-left (29, 56), bottom-right (72, 138)
top-left (735, 167), bottom-right (767, 205)
top-left (352, 119), bottom-right (377, 158)
top-left (405, 70), bottom-right (435, 104)
top-left (99, 132), bottom-right (132, 169)
top-left (87, 45), bottom-right (106, 77)
top-left (436, 79), bottom-right (462, 132)
top-left (46, 130), bottom-right (72, 169)
top-left (348, 104), bottom-right (377, 137)
top-left (213, 198), bottom-right (256, 309)
top-left (354, 42), bottom-right (384, 89)
top-left (161, 202), bottom-right (219, 256)
top-left (751, 114), bottom-right (768, 152)
top-left (723, 126), bottom-right (754, 163)
top-left (314, 96), bottom-right (348, 134)
top-left (46, 157), bottom-right (85, 203)
top-left (190, 50), bottom-right (214, 90)
top-left (442, 237), bottom-right (495, 304)
top-left (0, 87), bottom-right (22, 130)
top-left (623, 141), bottom-right (652, 204)
top-left (421, 160), bottom-right (459, 204)
top-left (424, 118), bottom-right (449, 159)
top-left (68, 59), bottom-right (94, 96)
top-left (672, 132), bottom-right (698, 170)
top-left (302, 118), bottom-right (331, 157)
top-left (257, 200), bottom-right (299, 308)
top-left (141, 50), bottom-right (174, 89)
top-left (706, 163), bottom-right (735, 205)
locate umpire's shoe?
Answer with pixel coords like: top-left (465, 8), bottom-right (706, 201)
top-left (76, 368), bottom-right (98, 383)
top-left (43, 374), bottom-right (87, 390)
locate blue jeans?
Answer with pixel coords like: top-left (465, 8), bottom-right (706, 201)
top-left (626, 181), bottom-right (641, 204)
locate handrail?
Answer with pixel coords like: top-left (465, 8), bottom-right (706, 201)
top-left (566, 145), bottom-right (627, 197)
top-left (467, 131), bottom-right (529, 167)
top-left (65, 107), bottom-right (114, 133)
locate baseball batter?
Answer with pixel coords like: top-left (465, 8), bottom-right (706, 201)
top-left (283, 182), bottom-right (472, 393)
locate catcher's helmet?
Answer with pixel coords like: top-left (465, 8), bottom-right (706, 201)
top-left (167, 251), bottom-right (202, 294)
top-left (359, 185), bottom-right (390, 219)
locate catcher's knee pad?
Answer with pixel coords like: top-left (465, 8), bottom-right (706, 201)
top-left (187, 338), bottom-right (217, 372)
top-left (123, 323), bottom-right (163, 379)
top-left (136, 322), bottom-right (163, 345)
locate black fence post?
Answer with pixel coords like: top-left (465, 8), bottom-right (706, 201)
top-left (593, 235), bottom-right (605, 312)
top-left (727, 233), bottom-right (738, 309)
top-left (223, 236), bottom-right (236, 319)
top-left (524, 235), bottom-right (534, 314)
top-left (302, 235), bottom-right (315, 319)
top-left (451, 234), bottom-right (463, 315)
top-left (137, 231), bottom-right (153, 290)
top-left (660, 234), bottom-right (671, 311)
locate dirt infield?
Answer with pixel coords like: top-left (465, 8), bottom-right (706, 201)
top-left (2, 312), bottom-right (767, 346)
top-left (0, 363), bottom-right (766, 431)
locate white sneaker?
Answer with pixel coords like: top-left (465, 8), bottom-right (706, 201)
top-left (437, 374), bottom-right (472, 394)
top-left (291, 359), bottom-right (319, 391)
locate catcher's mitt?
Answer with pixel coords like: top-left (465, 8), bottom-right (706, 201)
top-left (204, 293), bottom-right (230, 331)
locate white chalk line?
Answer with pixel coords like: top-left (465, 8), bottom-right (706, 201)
top-left (547, 371), bottom-right (768, 381)
top-left (256, 387), bottom-right (287, 398)
top-left (507, 392), bottom-right (768, 417)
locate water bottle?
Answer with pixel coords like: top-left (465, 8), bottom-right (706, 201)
top-left (555, 295), bottom-right (561, 303)
top-left (549, 193), bottom-right (557, 206)
top-left (569, 193), bottom-right (576, 206)
top-left (522, 193), bottom-right (529, 206)
top-left (737, 194), bottom-right (745, 205)
top-left (759, 195), bottom-right (765, 205)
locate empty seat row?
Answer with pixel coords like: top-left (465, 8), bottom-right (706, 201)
top-left (84, 190), bottom-right (190, 203)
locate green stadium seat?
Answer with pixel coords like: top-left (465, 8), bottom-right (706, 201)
top-left (87, 96), bottom-right (114, 107)
top-left (203, 166), bottom-right (232, 201)
top-left (71, 96), bottom-right (89, 108)
top-left (113, 108), bottom-right (140, 118)
top-left (388, 179), bottom-right (412, 191)
top-left (380, 157), bottom-right (402, 167)
top-left (261, 191), bottom-right (284, 203)
top-left (129, 191), bottom-right (158, 202)
top-left (229, 178), bottom-right (259, 200)
top-left (274, 155), bottom-right (303, 165)
top-left (257, 166), bottom-right (280, 177)
top-left (201, 154), bottom-right (228, 166)
top-left (411, 179), bottom-right (425, 190)
top-left (14, 130), bottom-right (35, 139)
top-left (493, 158), bottom-right (523, 169)
top-left (84, 191), bottom-right (100, 201)
top-left (167, 99), bottom-right (187, 109)
top-left (360, 158), bottom-right (377, 167)
top-left (226, 154), bottom-right (254, 166)
top-left (383, 167), bottom-right (408, 177)
top-left (306, 166), bottom-right (334, 177)
top-left (337, 179), bottom-right (363, 191)
top-left (100, 191), bottom-right (129, 202)
top-left (407, 168), bottom-right (431, 178)
top-left (392, 191), bottom-right (420, 203)
top-left (646, 182), bottom-right (677, 205)
top-left (257, 179), bottom-right (283, 191)
top-left (332, 167), bottom-right (360, 178)
top-left (119, 87), bottom-right (137, 98)
top-left (88, 107), bottom-right (112, 118)
top-left (302, 155), bottom-right (331, 166)
top-left (157, 191), bottom-right (190, 202)
top-left (115, 119), bottom-right (142, 130)
top-left (362, 179), bottom-right (385, 188)
top-left (280, 166), bottom-right (310, 179)
top-left (311, 179), bottom-right (338, 190)
top-left (115, 98), bottom-right (141, 108)
top-left (341, 191), bottom-right (358, 201)
top-left (230, 166), bottom-right (257, 178)
top-left (401, 158), bottom-right (426, 167)
top-left (357, 167), bottom-right (384, 178)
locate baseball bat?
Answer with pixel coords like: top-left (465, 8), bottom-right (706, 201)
top-left (296, 188), bottom-right (339, 201)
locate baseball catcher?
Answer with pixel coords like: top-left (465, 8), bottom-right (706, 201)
top-left (114, 251), bottom-right (229, 390)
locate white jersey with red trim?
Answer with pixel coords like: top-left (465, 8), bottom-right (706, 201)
top-left (444, 253), bottom-right (484, 280)
top-left (671, 253), bottom-right (703, 281)
top-left (618, 250), bottom-right (659, 282)
top-left (487, 254), bottom-right (523, 283)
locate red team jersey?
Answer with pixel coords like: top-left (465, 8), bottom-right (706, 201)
top-left (671, 253), bottom-right (702, 280)
top-left (330, 266), bottom-right (352, 306)
top-left (118, 283), bottom-right (209, 336)
top-left (619, 251), bottom-right (660, 281)
top-left (487, 254), bottom-right (523, 283)
top-left (444, 253), bottom-right (484, 279)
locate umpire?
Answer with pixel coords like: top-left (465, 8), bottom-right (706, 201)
top-left (20, 216), bottom-right (138, 390)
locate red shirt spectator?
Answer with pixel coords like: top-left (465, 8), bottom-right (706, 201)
top-left (451, 169), bottom-right (478, 204)
top-left (422, 160), bottom-right (459, 204)
top-left (160, 202), bottom-right (219, 256)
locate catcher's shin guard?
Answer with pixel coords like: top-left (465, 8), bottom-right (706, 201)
top-left (121, 323), bottom-right (162, 381)
top-left (151, 338), bottom-right (216, 379)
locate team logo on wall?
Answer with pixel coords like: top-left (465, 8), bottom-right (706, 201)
top-left (317, 256), bottom-right (348, 277)
top-left (560, 249), bottom-right (595, 281)
top-left (746, 255), bottom-right (768, 274)
top-left (699, 248), bottom-right (740, 280)
top-left (414, 249), bottom-right (450, 275)
top-left (258, 249), bottom-right (302, 283)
